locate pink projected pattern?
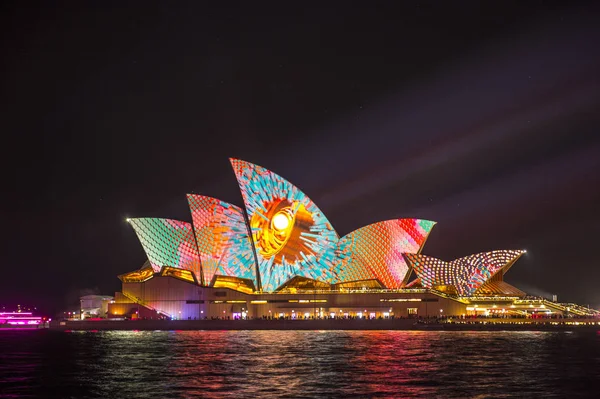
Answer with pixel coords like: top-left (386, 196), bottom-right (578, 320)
top-left (187, 194), bottom-right (256, 287)
top-left (334, 219), bottom-right (435, 288)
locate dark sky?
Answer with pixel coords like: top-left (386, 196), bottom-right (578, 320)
top-left (2, 2), bottom-right (599, 314)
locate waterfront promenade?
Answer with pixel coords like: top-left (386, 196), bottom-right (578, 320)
top-left (49, 317), bottom-right (600, 332)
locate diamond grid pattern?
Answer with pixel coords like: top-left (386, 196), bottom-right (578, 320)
top-left (128, 218), bottom-right (202, 283)
top-left (335, 219), bottom-right (435, 288)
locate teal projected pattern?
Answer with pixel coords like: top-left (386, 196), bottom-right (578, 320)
top-left (187, 194), bottom-right (256, 287)
top-left (127, 218), bottom-right (202, 284)
top-left (404, 250), bottom-right (526, 295)
top-left (334, 219), bottom-right (435, 288)
top-left (230, 158), bottom-right (339, 292)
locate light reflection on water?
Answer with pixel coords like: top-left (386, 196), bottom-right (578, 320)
top-left (1, 330), bottom-right (599, 398)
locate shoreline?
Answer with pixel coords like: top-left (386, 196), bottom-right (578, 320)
top-left (47, 318), bottom-right (600, 332)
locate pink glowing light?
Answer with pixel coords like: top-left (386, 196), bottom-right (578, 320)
top-left (0, 312), bottom-right (33, 316)
top-left (0, 317), bottom-right (42, 321)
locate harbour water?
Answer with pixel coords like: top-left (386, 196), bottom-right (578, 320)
top-left (1, 330), bottom-right (599, 398)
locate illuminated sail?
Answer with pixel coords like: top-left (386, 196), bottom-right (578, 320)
top-left (187, 194), bottom-right (256, 287)
top-left (230, 158), bottom-right (339, 292)
top-left (335, 219), bottom-right (435, 288)
top-left (404, 250), bottom-right (526, 295)
top-left (127, 218), bottom-right (202, 284)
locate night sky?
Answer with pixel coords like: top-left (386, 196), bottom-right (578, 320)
top-left (2, 2), bottom-right (599, 314)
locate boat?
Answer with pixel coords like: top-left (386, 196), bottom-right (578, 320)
top-left (0, 312), bottom-right (49, 330)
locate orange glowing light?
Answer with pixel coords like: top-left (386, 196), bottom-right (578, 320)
top-left (250, 200), bottom-right (310, 260)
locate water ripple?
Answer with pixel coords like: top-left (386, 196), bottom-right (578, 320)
top-left (0, 330), bottom-right (599, 398)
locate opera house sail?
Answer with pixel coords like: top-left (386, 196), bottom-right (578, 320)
top-left (187, 194), bottom-right (257, 287)
top-left (403, 250), bottom-right (526, 296)
top-left (127, 218), bottom-right (202, 283)
top-left (230, 158), bottom-right (339, 292)
top-left (334, 219), bottom-right (435, 289)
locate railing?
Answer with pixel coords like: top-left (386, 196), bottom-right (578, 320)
top-left (540, 300), bottom-right (570, 314)
top-left (429, 289), bottom-right (470, 303)
top-left (467, 296), bottom-right (523, 302)
top-left (511, 298), bottom-right (599, 317)
top-left (120, 292), bottom-right (171, 318)
top-left (558, 302), bottom-right (600, 316)
top-left (271, 288), bottom-right (433, 295)
top-left (270, 287), bottom-right (475, 304)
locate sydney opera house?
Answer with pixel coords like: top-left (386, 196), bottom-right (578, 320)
top-left (108, 159), bottom-right (594, 320)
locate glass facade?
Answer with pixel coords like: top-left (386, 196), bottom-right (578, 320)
top-left (118, 266), bottom-right (155, 283)
top-left (160, 266), bottom-right (196, 284)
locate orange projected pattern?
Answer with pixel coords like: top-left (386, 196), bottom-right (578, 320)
top-left (187, 195), bottom-right (256, 287)
top-left (251, 200), bottom-right (296, 258)
top-left (127, 218), bottom-right (202, 284)
top-left (230, 159), bottom-right (339, 292)
top-left (119, 266), bottom-right (155, 283)
top-left (161, 267), bottom-right (196, 283)
top-left (334, 219), bottom-right (435, 288)
top-left (404, 250), bottom-right (526, 295)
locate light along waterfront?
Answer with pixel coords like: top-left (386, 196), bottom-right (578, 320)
top-left (49, 316), bottom-right (600, 331)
